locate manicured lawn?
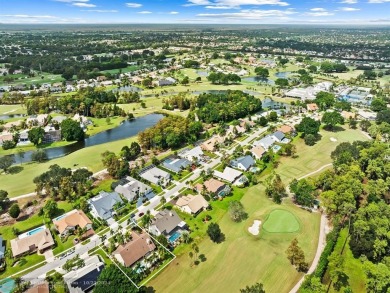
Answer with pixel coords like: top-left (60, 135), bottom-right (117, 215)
top-left (53, 233), bottom-right (75, 255)
top-left (87, 116), bottom-right (126, 136)
top-left (91, 247), bottom-right (113, 265)
top-left (0, 140), bottom-right (76, 156)
top-left (262, 209), bottom-right (301, 233)
top-left (0, 253), bottom-right (45, 279)
top-left (0, 104), bottom-right (27, 115)
top-left (1, 136), bottom-right (137, 197)
top-left (276, 126), bottom-right (370, 184)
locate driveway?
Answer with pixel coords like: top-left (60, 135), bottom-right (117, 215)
top-left (43, 249), bottom-right (54, 262)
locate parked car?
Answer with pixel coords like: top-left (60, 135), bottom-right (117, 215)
top-left (138, 212), bottom-right (144, 217)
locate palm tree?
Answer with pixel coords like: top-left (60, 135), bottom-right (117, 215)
top-left (189, 251), bottom-right (194, 267)
top-left (160, 196), bottom-right (166, 207)
top-left (182, 231), bottom-right (190, 244)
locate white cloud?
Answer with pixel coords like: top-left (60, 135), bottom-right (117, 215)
top-left (126, 2), bottom-right (142, 8)
top-left (368, 0), bottom-right (390, 2)
top-left (54, 0), bottom-right (89, 2)
top-left (339, 0), bottom-right (358, 3)
top-left (306, 11), bottom-right (334, 16)
top-left (185, 0), bottom-right (289, 8)
top-left (82, 9), bottom-right (118, 12)
top-left (338, 7), bottom-right (360, 11)
top-left (310, 8), bottom-right (327, 11)
top-left (197, 8), bottom-right (296, 19)
top-left (137, 11), bottom-right (152, 14)
top-left (169, 11), bottom-right (179, 14)
top-left (0, 14), bottom-right (57, 19)
top-left (72, 2), bottom-right (96, 7)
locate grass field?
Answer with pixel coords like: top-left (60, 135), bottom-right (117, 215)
top-left (0, 104), bottom-right (27, 115)
top-left (86, 116), bottom-right (126, 136)
top-left (262, 209), bottom-right (301, 233)
top-left (0, 72), bottom-right (63, 86)
top-left (1, 136), bottom-right (137, 197)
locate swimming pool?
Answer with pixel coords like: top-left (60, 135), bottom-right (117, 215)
top-left (28, 226), bottom-right (45, 236)
top-left (168, 231), bottom-right (182, 243)
top-left (54, 214), bottom-right (66, 221)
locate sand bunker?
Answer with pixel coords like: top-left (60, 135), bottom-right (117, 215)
top-left (248, 220), bottom-right (262, 236)
top-left (330, 137), bottom-right (337, 142)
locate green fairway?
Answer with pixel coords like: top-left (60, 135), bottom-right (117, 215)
top-left (0, 104), bottom-right (27, 115)
top-left (262, 209), bottom-right (300, 233)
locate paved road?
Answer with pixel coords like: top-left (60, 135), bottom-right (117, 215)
top-left (20, 127), bottom-right (267, 283)
top-left (289, 213), bottom-right (328, 293)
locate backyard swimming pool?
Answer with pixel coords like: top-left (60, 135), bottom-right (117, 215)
top-left (168, 231), bottom-right (182, 243)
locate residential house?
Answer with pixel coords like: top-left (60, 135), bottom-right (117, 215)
top-left (139, 165), bottom-right (171, 187)
top-left (277, 125), bottom-right (295, 135)
top-left (63, 255), bottom-right (104, 293)
top-left (307, 103), bottom-right (319, 112)
top-left (175, 194), bottom-right (209, 215)
top-left (43, 126), bottom-right (61, 143)
top-left (341, 111), bottom-right (356, 120)
top-left (271, 131), bottom-right (286, 143)
top-left (230, 155), bottom-right (255, 171)
top-left (10, 227), bottom-right (55, 258)
top-left (0, 133), bottom-right (13, 146)
top-left (200, 136), bottom-right (224, 152)
top-left (195, 178), bottom-right (231, 198)
top-left (358, 109), bottom-right (377, 121)
top-left (114, 176), bottom-right (154, 202)
top-left (26, 114), bottom-right (48, 126)
top-left (214, 167), bottom-right (243, 184)
top-left (25, 282), bottom-right (50, 293)
top-left (157, 77), bottom-right (176, 87)
top-left (162, 157), bottom-right (191, 173)
top-left (3, 120), bottom-right (22, 131)
top-left (51, 115), bottom-right (67, 124)
top-left (149, 209), bottom-right (187, 238)
top-left (113, 232), bottom-right (156, 267)
top-left (53, 210), bottom-right (93, 238)
top-left (178, 146), bottom-right (204, 162)
top-left (88, 191), bottom-right (123, 220)
top-left (253, 136), bottom-right (275, 150)
top-left (251, 145), bottom-right (266, 160)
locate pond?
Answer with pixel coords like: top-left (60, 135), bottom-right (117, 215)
top-left (242, 76), bottom-right (275, 84)
top-left (196, 70), bottom-right (209, 77)
top-left (0, 114), bottom-right (25, 120)
top-left (7, 113), bottom-right (164, 164)
top-left (262, 97), bottom-right (290, 110)
top-left (274, 72), bottom-right (291, 79)
top-left (111, 86), bottom-right (143, 93)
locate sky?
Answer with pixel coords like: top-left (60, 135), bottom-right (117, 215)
top-left (0, 0), bottom-right (390, 25)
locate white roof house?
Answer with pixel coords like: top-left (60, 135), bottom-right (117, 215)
top-left (114, 176), bottom-right (153, 202)
top-left (179, 146), bottom-right (204, 162)
top-left (214, 167), bottom-right (243, 184)
top-left (139, 165), bottom-right (171, 187)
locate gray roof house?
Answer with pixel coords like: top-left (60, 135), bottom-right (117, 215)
top-left (149, 209), bottom-right (187, 237)
top-left (271, 131), bottom-right (285, 143)
top-left (213, 167), bottom-right (243, 184)
top-left (139, 165), bottom-right (171, 187)
top-left (114, 176), bottom-right (153, 202)
top-left (230, 155), bottom-right (255, 171)
top-left (0, 236), bottom-right (5, 260)
top-left (253, 136), bottom-right (275, 150)
top-left (162, 157), bottom-right (191, 173)
top-left (178, 146), bottom-right (204, 162)
top-left (88, 191), bottom-right (123, 220)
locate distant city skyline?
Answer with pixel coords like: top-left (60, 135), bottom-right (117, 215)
top-left (0, 0), bottom-right (390, 25)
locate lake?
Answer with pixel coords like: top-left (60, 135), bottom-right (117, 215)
top-left (242, 76), bottom-right (275, 84)
top-left (274, 72), bottom-right (291, 79)
top-left (7, 113), bottom-right (163, 164)
top-left (111, 86), bottom-right (143, 93)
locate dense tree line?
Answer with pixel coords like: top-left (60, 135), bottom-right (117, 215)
top-left (207, 72), bottom-right (241, 85)
top-left (138, 115), bottom-right (203, 150)
top-left (33, 164), bottom-right (92, 200)
top-left (162, 93), bottom-right (192, 111)
top-left (195, 90), bottom-right (262, 123)
top-left (25, 88), bottom-right (126, 117)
